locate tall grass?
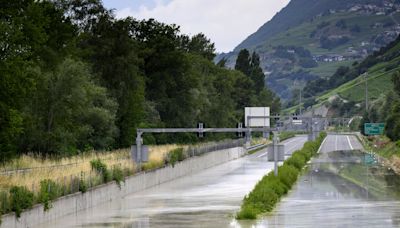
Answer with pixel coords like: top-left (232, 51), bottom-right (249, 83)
top-left (251, 137), bottom-right (270, 146)
top-left (0, 140), bottom-right (240, 218)
top-left (236, 132), bottom-right (327, 220)
top-left (0, 144), bottom-right (185, 193)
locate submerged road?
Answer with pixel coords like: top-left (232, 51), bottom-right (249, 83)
top-left (36, 136), bottom-right (308, 228)
top-left (241, 134), bottom-right (400, 228)
top-left (318, 133), bottom-right (363, 153)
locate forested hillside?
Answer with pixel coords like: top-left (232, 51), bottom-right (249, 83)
top-left (292, 33), bottom-right (400, 142)
top-left (0, 0), bottom-right (280, 162)
top-left (235, 0), bottom-right (389, 51)
top-left (218, 0), bottom-right (400, 101)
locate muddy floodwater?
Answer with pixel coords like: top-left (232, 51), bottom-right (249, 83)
top-left (37, 153), bottom-right (276, 228)
top-left (35, 135), bottom-right (400, 228)
top-left (35, 136), bottom-right (309, 228)
top-left (238, 150), bottom-right (400, 228)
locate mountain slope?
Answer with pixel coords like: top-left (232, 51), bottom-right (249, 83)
top-left (285, 35), bottom-right (400, 115)
top-left (236, 0), bottom-right (386, 51)
top-left (218, 0), bottom-right (400, 101)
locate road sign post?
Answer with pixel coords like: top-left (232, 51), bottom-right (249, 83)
top-left (364, 123), bottom-right (385, 135)
top-left (273, 131), bottom-right (278, 176)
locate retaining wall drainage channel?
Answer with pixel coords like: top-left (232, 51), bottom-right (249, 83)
top-left (1, 147), bottom-right (246, 228)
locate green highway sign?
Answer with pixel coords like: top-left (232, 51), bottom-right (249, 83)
top-left (364, 123), bottom-right (385, 135)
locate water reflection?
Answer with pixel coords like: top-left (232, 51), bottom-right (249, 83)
top-left (238, 150), bottom-right (400, 228)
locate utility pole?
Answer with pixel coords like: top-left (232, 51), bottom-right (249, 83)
top-left (364, 72), bottom-right (368, 112)
top-left (136, 133), bottom-right (143, 171)
top-left (299, 89), bottom-right (302, 116)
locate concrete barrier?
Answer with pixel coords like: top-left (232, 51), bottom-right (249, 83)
top-left (1, 147), bottom-right (245, 228)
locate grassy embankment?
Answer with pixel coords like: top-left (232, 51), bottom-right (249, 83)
top-left (0, 144), bottom-right (185, 217)
top-left (357, 134), bottom-right (400, 173)
top-left (0, 138), bottom-right (252, 218)
top-left (0, 144), bottom-right (181, 192)
top-left (236, 132), bottom-right (327, 219)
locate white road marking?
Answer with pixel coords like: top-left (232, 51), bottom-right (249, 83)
top-left (286, 139), bottom-right (305, 153)
top-left (283, 137), bottom-right (307, 154)
top-left (257, 151), bottom-right (269, 158)
top-left (317, 136), bottom-right (328, 153)
top-left (346, 136), bottom-right (354, 150)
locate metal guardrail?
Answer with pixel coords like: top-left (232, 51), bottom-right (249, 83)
top-left (246, 143), bottom-right (268, 152)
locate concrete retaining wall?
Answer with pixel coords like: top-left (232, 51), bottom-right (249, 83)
top-left (1, 147), bottom-right (245, 228)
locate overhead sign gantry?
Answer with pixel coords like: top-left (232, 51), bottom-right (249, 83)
top-left (132, 107), bottom-right (325, 175)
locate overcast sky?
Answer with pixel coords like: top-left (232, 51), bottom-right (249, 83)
top-left (102, 0), bottom-right (290, 53)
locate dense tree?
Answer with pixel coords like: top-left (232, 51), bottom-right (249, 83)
top-left (0, 0), bottom-right (282, 161)
top-left (216, 58), bottom-right (227, 68)
top-left (79, 16), bottom-right (145, 147)
top-left (234, 49), bottom-right (281, 113)
top-left (393, 71), bottom-right (400, 97)
top-left (132, 19), bottom-right (199, 128)
top-left (235, 49), bottom-right (252, 76)
top-left (385, 71), bottom-right (400, 141)
top-left (250, 52), bottom-right (266, 93)
top-left (0, 0), bottom-right (59, 161)
top-left (182, 33), bottom-right (216, 61)
top-left (21, 59), bottom-right (117, 155)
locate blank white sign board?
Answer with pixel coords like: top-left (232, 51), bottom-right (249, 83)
top-left (245, 107), bottom-right (270, 127)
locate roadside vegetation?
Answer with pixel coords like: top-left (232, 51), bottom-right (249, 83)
top-left (236, 132), bottom-right (327, 220)
top-left (1, 0), bottom-right (282, 221)
top-left (0, 138), bottom-right (246, 218)
top-left (1, 0), bottom-right (281, 166)
top-left (0, 144), bottom-right (184, 218)
top-left (357, 134), bottom-right (400, 174)
top-left (279, 132), bottom-right (297, 141)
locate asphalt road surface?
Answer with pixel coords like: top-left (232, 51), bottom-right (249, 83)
top-left (35, 136), bottom-right (308, 228)
top-left (318, 133), bottom-right (363, 153)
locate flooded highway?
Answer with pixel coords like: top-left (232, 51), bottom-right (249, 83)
top-left (35, 134), bottom-right (400, 228)
top-left (35, 136), bottom-right (308, 228)
top-left (239, 135), bottom-right (400, 228)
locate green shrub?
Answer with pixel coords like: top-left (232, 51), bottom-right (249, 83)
top-left (167, 148), bottom-right (185, 167)
top-left (90, 159), bottom-right (107, 173)
top-left (9, 186), bottom-right (34, 217)
top-left (236, 132), bottom-right (327, 220)
top-left (37, 179), bottom-right (61, 211)
top-left (236, 205), bottom-right (257, 220)
top-left (112, 165), bottom-right (124, 188)
top-left (142, 160), bottom-right (164, 171)
top-left (278, 165), bottom-right (299, 188)
top-left (265, 175), bottom-right (288, 196)
top-left (0, 191), bottom-right (10, 215)
top-left (79, 172), bottom-right (88, 193)
top-left (286, 153), bottom-right (306, 170)
top-left (103, 169), bottom-right (112, 183)
top-left (247, 187), bottom-right (279, 213)
top-left (90, 159), bottom-right (111, 183)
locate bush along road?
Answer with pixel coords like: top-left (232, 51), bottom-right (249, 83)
top-left (236, 132), bottom-right (327, 219)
